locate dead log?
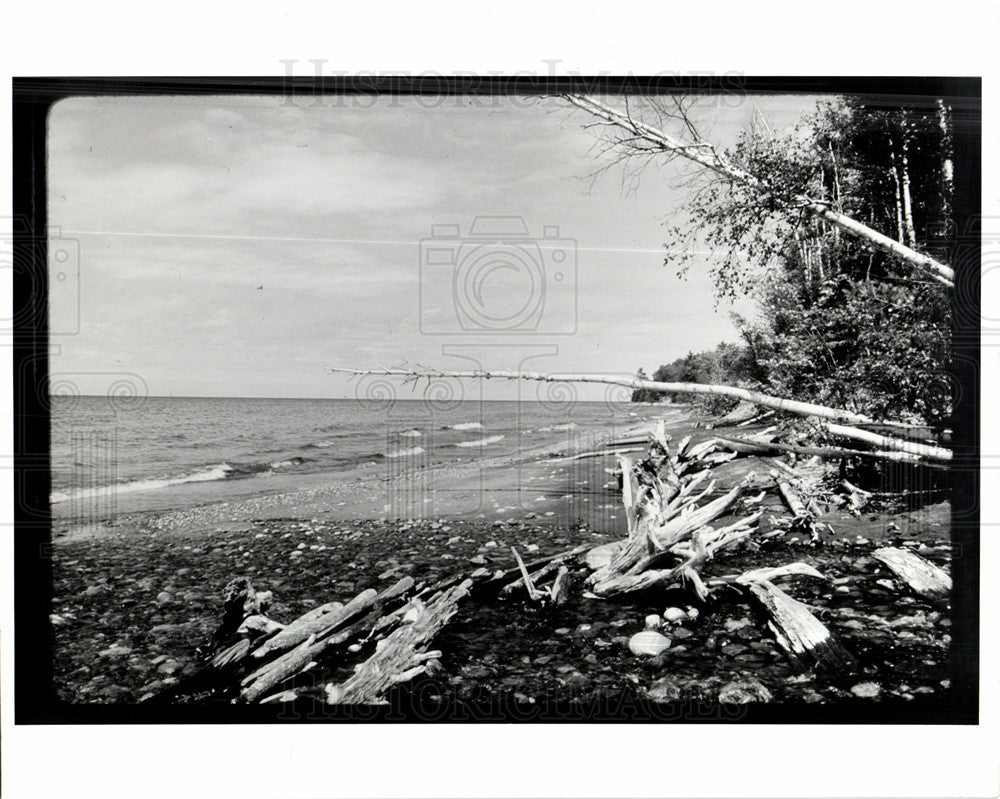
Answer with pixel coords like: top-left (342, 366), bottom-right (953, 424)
top-left (825, 422), bottom-right (952, 462)
top-left (714, 433), bottom-right (923, 463)
top-left (327, 367), bottom-right (935, 435)
top-left (325, 580), bottom-right (473, 705)
top-left (747, 580), bottom-right (854, 673)
top-left (710, 561), bottom-right (828, 586)
top-left (253, 577), bottom-right (414, 659)
top-left (872, 547), bottom-right (951, 599)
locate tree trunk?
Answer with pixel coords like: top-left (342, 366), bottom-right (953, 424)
top-left (329, 368), bottom-right (953, 462)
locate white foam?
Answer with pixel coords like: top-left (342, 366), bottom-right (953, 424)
top-left (385, 446), bottom-right (426, 459)
top-left (398, 429), bottom-right (422, 438)
top-left (449, 422), bottom-right (483, 431)
top-left (455, 434), bottom-right (505, 448)
top-left (50, 463), bottom-right (233, 504)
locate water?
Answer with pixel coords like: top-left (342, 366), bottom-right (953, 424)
top-left (51, 395), bottom-right (654, 519)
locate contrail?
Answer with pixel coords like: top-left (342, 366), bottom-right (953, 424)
top-left (59, 229), bottom-right (710, 255)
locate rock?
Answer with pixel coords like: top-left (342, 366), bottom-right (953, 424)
top-left (851, 557), bottom-right (878, 574)
top-left (663, 607), bottom-right (687, 623)
top-left (628, 631), bottom-right (671, 657)
top-left (672, 627), bottom-right (694, 639)
top-left (723, 618), bottom-right (752, 633)
top-left (585, 541), bottom-right (623, 570)
top-left (155, 591), bottom-right (172, 604)
top-left (719, 678), bottom-right (772, 704)
top-left (686, 607), bottom-right (700, 621)
top-left (875, 578), bottom-right (897, 591)
top-left (98, 645), bottom-right (132, 658)
top-left (469, 555), bottom-right (487, 565)
top-left (646, 677), bottom-right (683, 702)
top-left (645, 614), bottom-right (662, 630)
top-left (721, 643), bottom-right (749, 656)
top-left (850, 681), bottom-right (882, 698)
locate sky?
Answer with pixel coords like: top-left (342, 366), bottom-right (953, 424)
top-left (47, 92), bottom-right (821, 399)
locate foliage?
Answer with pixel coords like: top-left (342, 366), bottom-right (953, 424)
top-left (647, 97), bottom-right (954, 427)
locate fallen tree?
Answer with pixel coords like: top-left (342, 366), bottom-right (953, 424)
top-left (327, 366), bottom-right (952, 462)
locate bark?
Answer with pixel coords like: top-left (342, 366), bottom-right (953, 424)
top-left (562, 94), bottom-right (955, 288)
top-left (872, 547), bottom-right (951, 599)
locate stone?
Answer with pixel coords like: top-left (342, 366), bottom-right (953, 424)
top-left (645, 614), bottom-right (662, 630)
top-left (672, 627), bottom-right (694, 639)
top-left (663, 607), bottom-right (687, 623)
top-left (628, 631), bottom-right (671, 657)
top-left (718, 678), bottom-right (772, 704)
top-left (98, 645), bottom-right (132, 658)
top-left (850, 681), bottom-right (882, 698)
top-left (155, 591), bottom-right (172, 604)
top-left (646, 677), bottom-right (683, 702)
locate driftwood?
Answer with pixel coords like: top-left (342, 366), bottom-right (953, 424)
top-left (825, 423), bottom-right (952, 462)
top-left (714, 433), bottom-right (927, 464)
top-left (325, 580), bottom-right (472, 705)
top-left (579, 435), bottom-right (759, 597)
top-left (872, 547), bottom-right (951, 599)
top-left (748, 580), bottom-right (854, 672)
top-left (499, 544), bottom-right (589, 599)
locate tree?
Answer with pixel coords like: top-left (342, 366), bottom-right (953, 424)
top-left (570, 94), bottom-right (954, 428)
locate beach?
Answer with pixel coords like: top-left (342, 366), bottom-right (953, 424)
top-left (46, 402), bottom-right (956, 711)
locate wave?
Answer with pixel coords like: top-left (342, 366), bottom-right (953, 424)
top-left (538, 422), bottom-right (578, 432)
top-left (455, 434), bottom-right (505, 448)
top-left (50, 463), bottom-right (233, 504)
top-left (385, 446), bottom-right (425, 459)
top-left (446, 422), bottom-right (483, 431)
top-left (305, 439), bottom-right (339, 449)
top-left (397, 429), bottom-right (422, 438)
top-left (269, 457), bottom-right (307, 470)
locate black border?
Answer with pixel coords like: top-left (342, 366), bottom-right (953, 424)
top-left (12, 75), bottom-right (981, 724)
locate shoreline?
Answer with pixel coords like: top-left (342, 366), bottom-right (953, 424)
top-left (48, 406), bottom-right (954, 709)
